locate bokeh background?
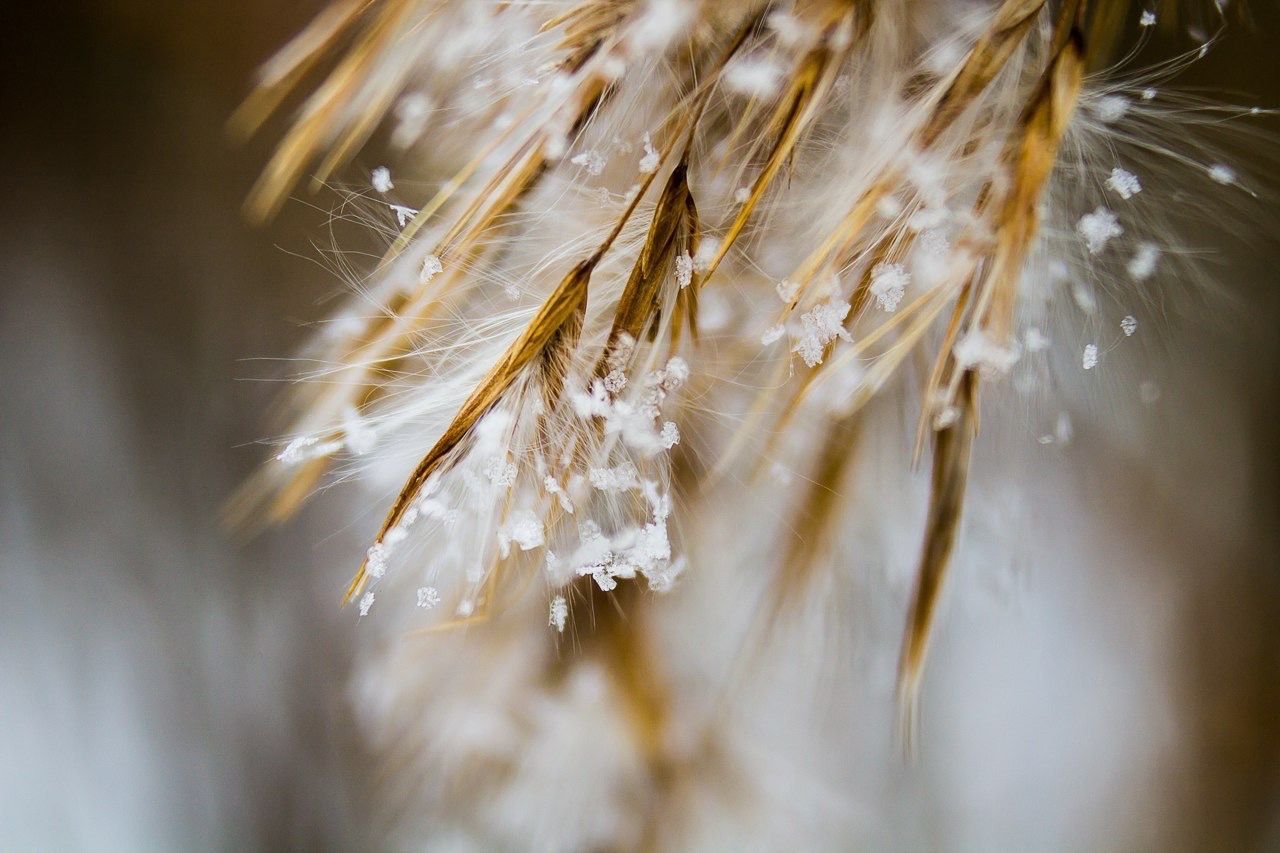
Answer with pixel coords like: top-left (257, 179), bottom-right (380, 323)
top-left (1, 2), bottom-right (1277, 849)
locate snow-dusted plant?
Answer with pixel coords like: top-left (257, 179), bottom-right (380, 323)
top-left (231, 1), bottom-right (1267, 846)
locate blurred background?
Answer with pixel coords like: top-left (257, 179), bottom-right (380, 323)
top-left (0, 2), bottom-right (1277, 850)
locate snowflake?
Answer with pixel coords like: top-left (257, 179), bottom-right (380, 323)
top-left (1093, 95), bottom-right (1130, 123)
top-left (544, 476), bottom-right (574, 514)
top-left (869, 262), bottom-right (910, 312)
top-left (760, 324), bottom-right (786, 346)
top-left (504, 510), bottom-right (545, 553)
top-left (1077, 207), bottom-right (1122, 254)
top-left (792, 299), bottom-right (852, 367)
top-left (674, 251), bottom-right (694, 289)
top-left (659, 421), bottom-right (680, 449)
top-left (571, 149), bottom-right (606, 176)
top-left (603, 369), bottom-right (628, 394)
top-left (419, 254), bottom-right (443, 284)
top-left (589, 463), bottom-right (641, 492)
top-left (1121, 315), bottom-right (1138, 336)
top-left (1082, 344), bottom-right (1099, 370)
top-left (1024, 327), bottom-right (1050, 352)
top-left (416, 587), bottom-right (441, 609)
top-left (1106, 167), bottom-right (1141, 200)
top-left (371, 166), bottom-right (393, 193)
top-left (1128, 243), bottom-right (1160, 280)
top-left (389, 205), bottom-right (419, 229)
top-left (358, 591), bottom-right (375, 617)
top-left (723, 57), bottom-right (784, 96)
top-left (549, 595), bottom-right (568, 632)
top-left (954, 329), bottom-right (1020, 375)
top-left (638, 133), bottom-right (660, 173)
top-left (483, 456), bottom-right (517, 487)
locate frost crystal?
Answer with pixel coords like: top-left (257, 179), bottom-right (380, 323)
top-left (674, 251), bottom-right (694, 289)
top-left (792, 299), bottom-right (852, 367)
top-left (571, 149), bottom-right (606, 176)
top-left (1082, 344), bottom-right (1099, 370)
top-left (358, 591), bottom-right (375, 617)
top-left (734, 187), bottom-right (751, 204)
top-left (416, 587), bottom-right (441, 609)
top-left (1077, 207), bottom-right (1122, 254)
top-left (1139, 11), bottom-right (1156, 26)
top-left (638, 133), bottom-right (660, 173)
top-left (1208, 163), bottom-right (1236, 185)
top-left (371, 166), bottom-right (394, 193)
top-left (1121, 315), bottom-right (1138, 336)
top-left (549, 595), bottom-right (568, 633)
top-left (419, 254), bottom-right (443, 284)
top-left (775, 279), bottom-right (800, 303)
top-left (869, 262), bottom-right (910, 312)
top-left (1128, 242), bottom-right (1160, 280)
top-left (1106, 167), bottom-right (1141, 200)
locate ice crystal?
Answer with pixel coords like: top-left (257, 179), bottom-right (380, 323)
top-left (571, 149), bottom-right (606, 176)
top-left (1077, 207), bottom-right (1122, 254)
top-left (549, 595), bottom-right (567, 633)
top-left (869, 262), bottom-right (910, 312)
top-left (638, 133), bottom-right (660, 173)
top-left (674, 251), bottom-right (694, 289)
top-left (792, 299), bottom-right (852, 367)
top-left (420, 254), bottom-right (443, 284)
top-left (1128, 242), bottom-right (1160, 280)
top-left (1106, 168), bottom-right (1141, 200)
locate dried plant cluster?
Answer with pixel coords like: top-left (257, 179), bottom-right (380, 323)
top-left (236, 0), bottom-right (1262, 846)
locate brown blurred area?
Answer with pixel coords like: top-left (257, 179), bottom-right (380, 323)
top-left (0, 1), bottom-right (371, 848)
top-left (0, 2), bottom-right (1277, 850)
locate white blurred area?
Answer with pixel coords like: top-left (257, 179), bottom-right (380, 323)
top-left (1, 2), bottom-right (1277, 850)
